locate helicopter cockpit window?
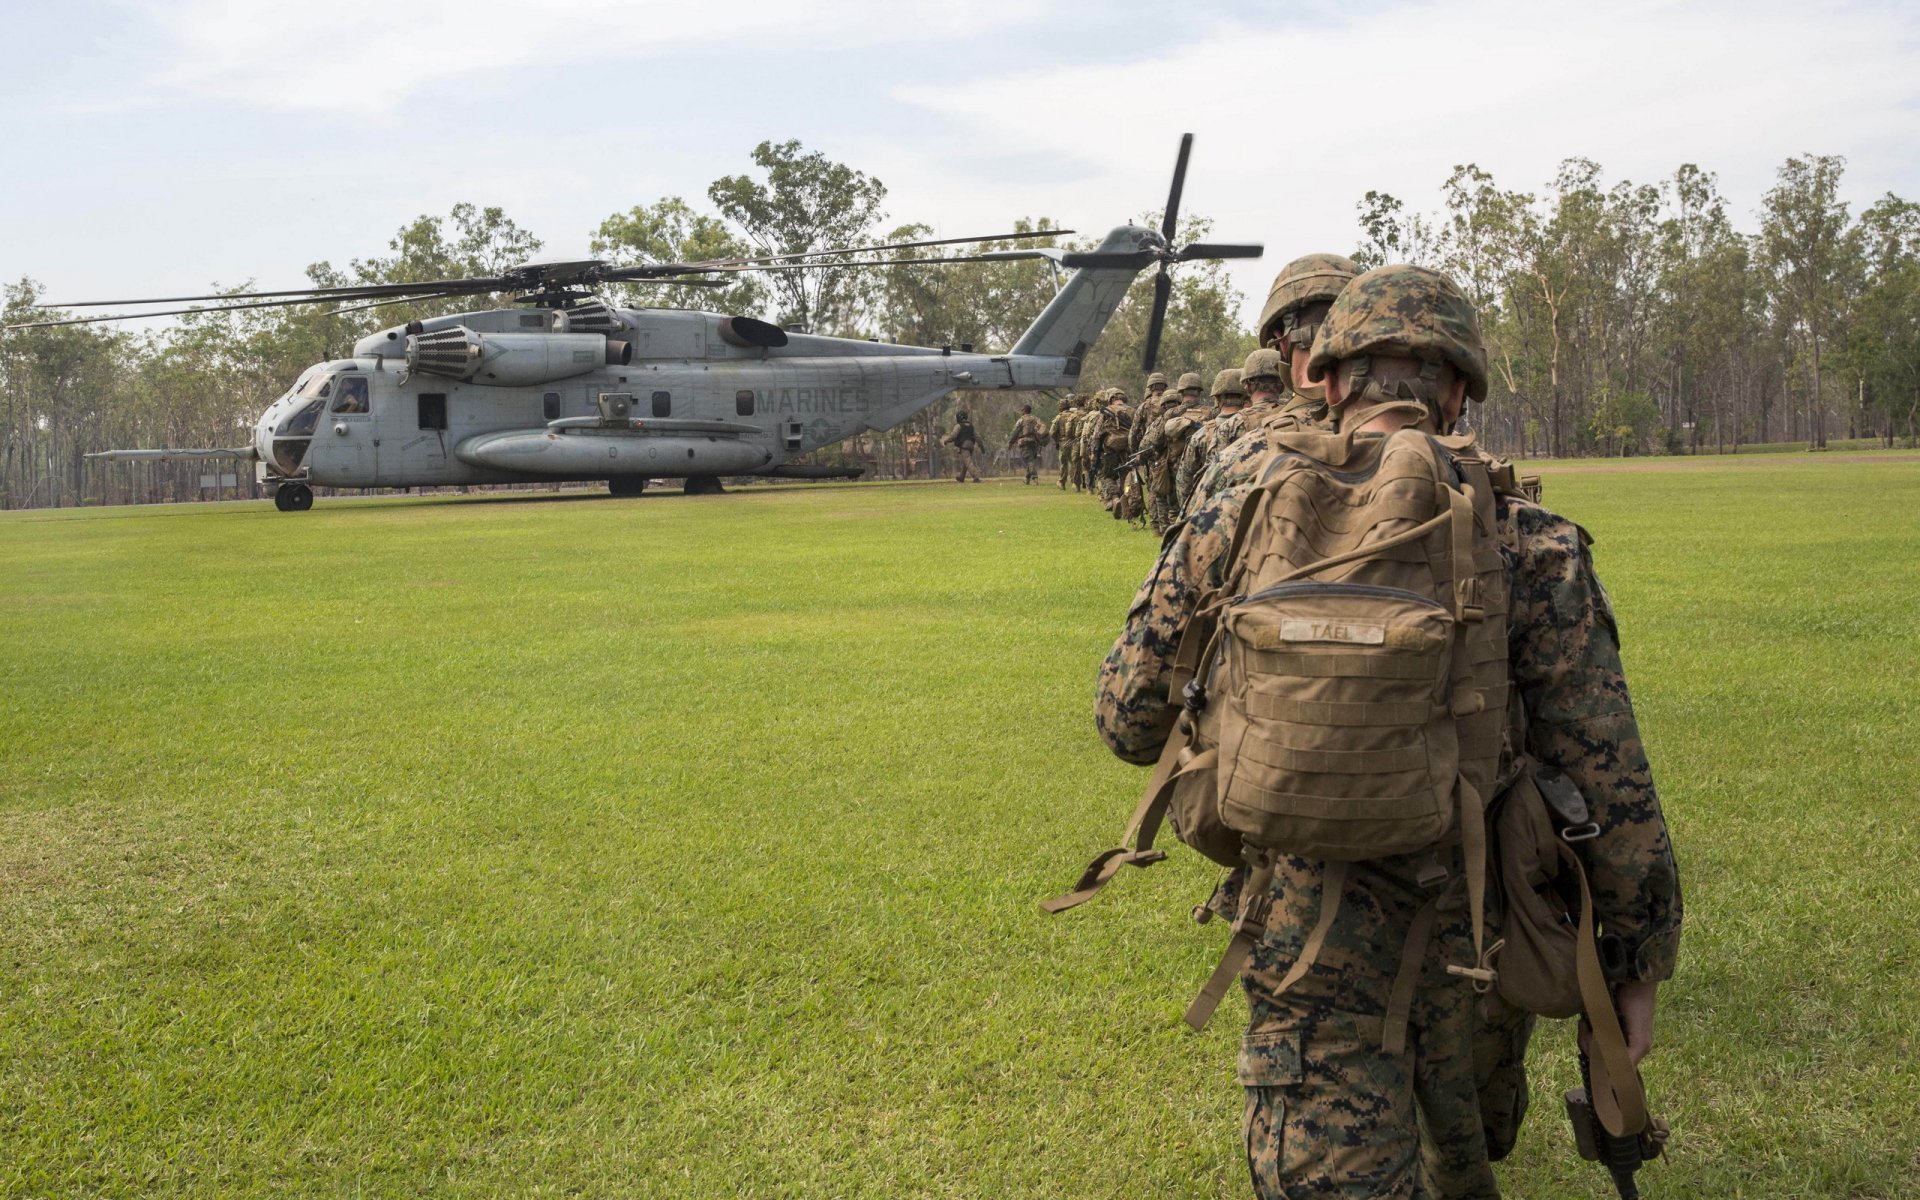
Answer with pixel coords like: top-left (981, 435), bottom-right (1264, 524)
top-left (651, 390), bottom-right (671, 418)
top-left (330, 375), bottom-right (369, 414)
top-left (736, 389), bottom-right (755, 417)
top-left (280, 398), bottom-right (326, 437)
top-left (299, 373), bottom-right (334, 400)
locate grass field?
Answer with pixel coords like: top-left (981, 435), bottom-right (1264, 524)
top-left (3, 454), bottom-right (1918, 1198)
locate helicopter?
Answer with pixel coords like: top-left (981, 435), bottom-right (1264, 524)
top-left (8, 136), bottom-right (1260, 512)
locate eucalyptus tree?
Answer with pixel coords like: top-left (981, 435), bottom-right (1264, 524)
top-left (1759, 154), bottom-right (1862, 449)
top-left (708, 140), bottom-right (888, 334)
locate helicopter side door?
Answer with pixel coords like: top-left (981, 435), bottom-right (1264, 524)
top-left (320, 374), bottom-right (376, 485)
top-left (383, 388), bottom-right (452, 483)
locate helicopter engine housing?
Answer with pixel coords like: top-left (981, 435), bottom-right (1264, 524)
top-left (407, 327), bottom-right (630, 386)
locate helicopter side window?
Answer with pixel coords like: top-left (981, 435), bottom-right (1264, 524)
top-left (542, 392), bottom-right (561, 421)
top-left (736, 389), bottom-right (755, 417)
top-left (330, 375), bottom-right (369, 414)
top-left (418, 393), bottom-right (448, 431)
top-left (651, 390), bottom-right (671, 418)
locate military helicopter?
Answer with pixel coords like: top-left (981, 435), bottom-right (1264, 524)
top-left (9, 136), bottom-right (1259, 512)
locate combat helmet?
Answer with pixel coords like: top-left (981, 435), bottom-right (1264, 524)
top-left (1241, 347), bottom-right (1287, 392)
top-left (1257, 253), bottom-right (1362, 348)
top-left (1176, 371), bottom-right (1204, 393)
top-left (1306, 264), bottom-right (1489, 403)
top-left (1210, 368), bottom-right (1247, 401)
top-left (1145, 371), bottom-right (1169, 391)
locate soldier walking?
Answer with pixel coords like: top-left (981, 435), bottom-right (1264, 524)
top-left (1094, 389), bottom-right (1134, 514)
top-left (942, 410), bottom-right (984, 483)
top-left (1010, 404), bottom-right (1049, 485)
top-left (1141, 371), bottom-right (1208, 533)
top-left (1049, 397), bottom-right (1080, 490)
top-left (1088, 264), bottom-right (1682, 1198)
top-left (1174, 368), bottom-right (1248, 512)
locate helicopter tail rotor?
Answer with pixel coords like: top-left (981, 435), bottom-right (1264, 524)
top-left (1136, 133), bottom-right (1263, 374)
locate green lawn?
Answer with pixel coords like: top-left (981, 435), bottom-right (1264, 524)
top-left (3, 457), bottom-right (1917, 1198)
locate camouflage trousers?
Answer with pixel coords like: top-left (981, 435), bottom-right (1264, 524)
top-left (1019, 443), bottom-right (1041, 483)
top-left (1229, 857), bottom-right (1535, 1199)
top-left (952, 449), bottom-right (981, 481)
top-left (1058, 451), bottom-right (1072, 489)
top-left (1148, 489), bottom-right (1178, 535)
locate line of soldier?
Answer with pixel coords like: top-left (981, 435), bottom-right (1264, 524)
top-left (1040, 253), bottom-right (1357, 533)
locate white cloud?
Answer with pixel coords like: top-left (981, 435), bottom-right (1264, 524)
top-left (875, 0), bottom-right (1920, 319)
top-left (147, 0), bottom-right (1052, 115)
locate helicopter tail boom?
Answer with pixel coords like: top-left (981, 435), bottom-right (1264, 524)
top-left (1007, 224), bottom-right (1153, 361)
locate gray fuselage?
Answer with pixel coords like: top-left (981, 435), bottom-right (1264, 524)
top-left (253, 306), bottom-right (1078, 489)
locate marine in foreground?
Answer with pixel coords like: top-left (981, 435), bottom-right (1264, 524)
top-left (1062, 264), bottom-right (1683, 1197)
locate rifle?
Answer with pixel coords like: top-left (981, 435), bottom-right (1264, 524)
top-left (1563, 946), bottom-right (1671, 1200)
top-left (1565, 1048), bottom-right (1669, 1198)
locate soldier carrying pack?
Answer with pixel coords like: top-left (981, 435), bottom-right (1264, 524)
top-left (1051, 265), bottom-right (1666, 1192)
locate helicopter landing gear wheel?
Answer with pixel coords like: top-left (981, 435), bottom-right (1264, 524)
top-left (682, 475), bottom-right (724, 496)
top-left (608, 476), bottom-right (648, 498)
top-left (275, 482), bottom-right (313, 512)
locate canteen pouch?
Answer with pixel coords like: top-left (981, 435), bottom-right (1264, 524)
top-left (1492, 761), bottom-right (1598, 1019)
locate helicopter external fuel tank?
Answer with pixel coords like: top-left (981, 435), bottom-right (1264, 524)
top-left (454, 427), bottom-right (775, 477)
top-left (407, 327), bottom-right (631, 386)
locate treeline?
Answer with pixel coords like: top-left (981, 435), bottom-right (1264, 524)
top-left (5, 145), bottom-right (1913, 509)
top-left (1357, 155), bottom-right (1920, 457)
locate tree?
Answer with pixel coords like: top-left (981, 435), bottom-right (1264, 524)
top-left (708, 140), bottom-right (887, 334)
top-left (1354, 191), bottom-right (1441, 270)
top-left (351, 202), bottom-right (544, 323)
top-left (1758, 154), bottom-right (1861, 449)
top-left (1841, 194), bottom-right (1920, 444)
top-left (591, 196), bottom-right (764, 317)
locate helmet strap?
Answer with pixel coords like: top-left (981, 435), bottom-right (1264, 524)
top-left (1342, 360), bottom-right (1449, 428)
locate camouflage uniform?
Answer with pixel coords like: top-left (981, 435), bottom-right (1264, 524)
top-left (1011, 409), bottom-right (1049, 484)
top-left (941, 412), bottom-right (983, 482)
top-left (1174, 369), bottom-right (1248, 513)
top-left (1130, 373), bottom-right (1171, 459)
top-left (1073, 397), bottom-right (1105, 494)
top-left (1093, 267), bottom-right (1682, 1199)
top-left (1141, 373), bottom-right (1207, 533)
top-left (1049, 400), bottom-right (1080, 489)
top-left (1094, 392), bottom-right (1134, 512)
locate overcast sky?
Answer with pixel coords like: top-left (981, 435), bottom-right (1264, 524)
top-left (3, 0), bottom-right (1917, 334)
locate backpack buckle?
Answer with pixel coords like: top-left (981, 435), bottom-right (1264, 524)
top-left (1231, 885), bottom-right (1274, 940)
top-left (1559, 822), bottom-right (1600, 844)
top-left (1181, 680), bottom-right (1209, 713)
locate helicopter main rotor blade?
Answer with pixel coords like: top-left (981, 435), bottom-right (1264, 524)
top-left (657, 228), bottom-right (1075, 274)
top-left (1161, 133), bottom-right (1193, 246)
top-left (3, 287), bottom-right (475, 330)
top-left (708, 250), bottom-right (1059, 274)
top-left (42, 276), bottom-right (518, 310)
top-left (1178, 242), bottom-right (1265, 261)
top-left (1141, 268), bottom-right (1174, 374)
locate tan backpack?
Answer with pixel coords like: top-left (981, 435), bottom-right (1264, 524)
top-left (1047, 412), bottom-right (1511, 1042)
